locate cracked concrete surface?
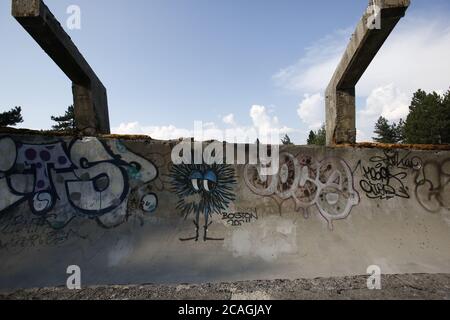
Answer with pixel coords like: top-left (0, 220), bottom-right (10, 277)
top-left (1, 274), bottom-right (449, 300)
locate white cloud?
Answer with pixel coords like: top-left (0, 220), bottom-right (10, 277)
top-left (113, 105), bottom-right (296, 144)
top-left (222, 113), bottom-right (236, 126)
top-left (114, 122), bottom-right (192, 140)
top-left (274, 11), bottom-right (450, 142)
top-left (358, 15), bottom-right (450, 97)
top-left (357, 84), bottom-right (410, 142)
top-left (273, 28), bottom-right (351, 94)
top-left (297, 93), bottom-right (325, 130)
top-left (359, 84), bottom-right (409, 121)
top-left (275, 14), bottom-right (450, 97)
top-left (250, 105), bottom-right (296, 141)
top-left (250, 105), bottom-right (277, 134)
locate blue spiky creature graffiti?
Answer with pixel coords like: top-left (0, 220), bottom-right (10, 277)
top-left (170, 163), bottom-right (236, 242)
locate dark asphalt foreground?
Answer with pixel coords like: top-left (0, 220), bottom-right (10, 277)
top-left (1, 274), bottom-right (449, 300)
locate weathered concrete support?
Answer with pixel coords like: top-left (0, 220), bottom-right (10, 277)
top-left (12, 0), bottom-right (110, 135)
top-left (325, 0), bottom-right (410, 145)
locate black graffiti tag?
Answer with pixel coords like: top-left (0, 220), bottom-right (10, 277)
top-left (222, 211), bottom-right (258, 226)
top-left (0, 213), bottom-right (86, 251)
top-left (356, 150), bottom-right (422, 201)
top-left (369, 150), bottom-right (422, 171)
top-left (360, 164), bottom-right (409, 200)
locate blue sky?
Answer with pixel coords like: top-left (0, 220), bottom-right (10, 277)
top-left (1, 0), bottom-right (450, 144)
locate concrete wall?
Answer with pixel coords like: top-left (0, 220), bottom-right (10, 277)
top-left (0, 133), bottom-right (449, 290)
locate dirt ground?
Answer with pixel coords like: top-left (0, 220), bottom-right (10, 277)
top-left (1, 273), bottom-right (449, 300)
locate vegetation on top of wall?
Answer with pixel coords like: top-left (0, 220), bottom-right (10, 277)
top-left (51, 105), bottom-right (78, 133)
top-left (0, 106), bottom-right (23, 127)
top-left (373, 89), bottom-right (450, 145)
top-left (307, 125), bottom-right (326, 146)
top-left (403, 89), bottom-right (450, 144)
top-left (281, 134), bottom-right (294, 145)
top-left (373, 117), bottom-right (404, 144)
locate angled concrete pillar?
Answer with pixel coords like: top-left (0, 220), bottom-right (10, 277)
top-left (325, 0), bottom-right (410, 145)
top-left (12, 0), bottom-right (110, 135)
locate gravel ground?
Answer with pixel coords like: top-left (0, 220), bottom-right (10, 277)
top-left (1, 274), bottom-right (449, 300)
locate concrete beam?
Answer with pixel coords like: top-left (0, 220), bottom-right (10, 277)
top-left (12, 0), bottom-right (110, 135)
top-left (325, 0), bottom-right (410, 145)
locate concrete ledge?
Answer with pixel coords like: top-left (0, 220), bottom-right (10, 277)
top-left (1, 274), bottom-right (448, 300)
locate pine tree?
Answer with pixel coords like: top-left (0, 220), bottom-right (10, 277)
top-left (307, 131), bottom-right (316, 145)
top-left (373, 116), bottom-right (393, 143)
top-left (393, 118), bottom-right (406, 143)
top-left (0, 107), bottom-right (23, 127)
top-left (373, 116), bottom-right (405, 144)
top-left (281, 134), bottom-right (294, 145)
top-left (51, 105), bottom-right (77, 132)
top-left (315, 125), bottom-right (326, 146)
top-left (403, 89), bottom-right (450, 144)
top-left (307, 125), bottom-right (326, 146)
top-left (441, 89), bottom-right (450, 143)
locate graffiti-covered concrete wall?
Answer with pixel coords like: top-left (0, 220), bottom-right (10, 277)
top-left (0, 133), bottom-right (449, 290)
